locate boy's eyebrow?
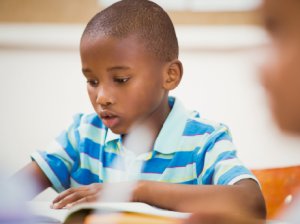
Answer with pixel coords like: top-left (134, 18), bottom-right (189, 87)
top-left (82, 68), bottom-right (92, 74)
top-left (81, 66), bottom-right (131, 74)
top-left (107, 66), bottom-right (131, 72)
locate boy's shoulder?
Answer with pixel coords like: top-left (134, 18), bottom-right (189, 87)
top-left (175, 110), bottom-right (233, 151)
top-left (184, 110), bottom-right (231, 137)
top-left (168, 97), bottom-right (229, 136)
top-left (157, 98), bottom-right (233, 155)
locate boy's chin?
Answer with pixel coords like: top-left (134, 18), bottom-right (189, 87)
top-left (109, 127), bottom-right (128, 135)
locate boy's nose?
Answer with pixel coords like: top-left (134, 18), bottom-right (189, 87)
top-left (96, 88), bottom-right (113, 107)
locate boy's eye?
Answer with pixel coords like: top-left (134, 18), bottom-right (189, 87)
top-left (87, 79), bottom-right (99, 87)
top-left (113, 77), bottom-right (130, 84)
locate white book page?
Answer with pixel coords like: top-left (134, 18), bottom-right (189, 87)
top-left (27, 201), bottom-right (190, 223)
top-left (27, 201), bottom-right (68, 223)
top-left (70, 202), bottom-right (191, 219)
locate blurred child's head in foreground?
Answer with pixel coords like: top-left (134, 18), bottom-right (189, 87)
top-left (261, 0), bottom-right (300, 134)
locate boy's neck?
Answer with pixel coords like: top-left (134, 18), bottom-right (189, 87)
top-left (123, 95), bottom-right (171, 151)
top-left (147, 95), bottom-right (171, 141)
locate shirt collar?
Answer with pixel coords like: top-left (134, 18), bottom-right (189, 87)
top-left (105, 128), bottom-right (121, 144)
top-left (152, 96), bottom-right (189, 154)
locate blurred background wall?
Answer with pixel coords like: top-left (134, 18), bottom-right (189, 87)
top-left (1, 0), bottom-right (300, 183)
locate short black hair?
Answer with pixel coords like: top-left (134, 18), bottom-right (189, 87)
top-left (81, 0), bottom-right (178, 62)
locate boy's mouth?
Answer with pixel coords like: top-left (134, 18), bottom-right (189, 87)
top-left (99, 110), bottom-right (120, 128)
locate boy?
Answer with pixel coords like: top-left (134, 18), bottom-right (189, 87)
top-left (185, 0), bottom-right (300, 223)
top-left (13, 0), bottom-right (265, 218)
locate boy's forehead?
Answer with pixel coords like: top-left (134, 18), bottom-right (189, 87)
top-left (81, 33), bottom-right (138, 55)
top-left (81, 33), bottom-right (143, 49)
top-left (80, 33), bottom-right (163, 65)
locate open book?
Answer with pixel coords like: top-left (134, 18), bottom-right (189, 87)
top-left (28, 201), bottom-right (190, 224)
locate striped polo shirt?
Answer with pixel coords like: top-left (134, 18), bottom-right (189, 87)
top-left (31, 97), bottom-right (256, 193)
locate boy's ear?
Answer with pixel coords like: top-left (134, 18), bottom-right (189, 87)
top-left (163, 59), bottom-right (183, 90)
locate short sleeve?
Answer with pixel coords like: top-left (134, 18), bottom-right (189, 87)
top-left (196, 124), bottom-right (257, 185)
top-left (31, 114), bottom-right (82, 192)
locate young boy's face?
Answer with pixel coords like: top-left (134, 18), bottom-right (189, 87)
top-left (80, 34), bottom-right (169, 134)
top-left (261, 0), bottom-right (300, 133)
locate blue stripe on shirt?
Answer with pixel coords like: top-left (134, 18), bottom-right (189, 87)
top-left (143, 152), bottom-right (194, 174)
top-left (201, 150), bottom-right (236, 184)
top-left (205, 132), bottom-right (232, 153)
top-left (100, 150), bottom-right (125, 169)
top-left (183, 119), bottom-right (215, 136)
top-left (79, 138), bottom-right (101, 159)
top-left (56, 131), bottom-right (78, 162)
top-left (217, 165), bottom-right (252, 185)
top-left (195, 146), bottom-right (206, 177)
top-left (79, 138), bottom-right (125, 169)
top-left (71, 168), bottom-right (100, 185)
top-left (168, 151), bottom-right (195, 168)
top-left (40, 152), bottom-right (70, 189)
top-left (180, 179), bottom-right (198, 185)
top-left (83, 114), bottom-right (104, 129)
